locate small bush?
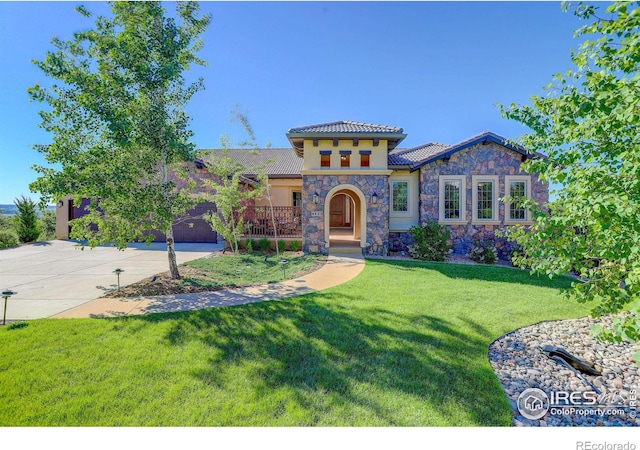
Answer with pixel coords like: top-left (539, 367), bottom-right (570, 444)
top-left (469, 240), bottom-right (498, 265)
top-left (0, 229), bottom-right (20, 249)
top-left (38, 209), bottom-right (56, 241)
top-left (244, 238), bottom-right (255, 253)
top-left (277, 239), bottom-right (286, 253)
top-left (0, 211), bottom-right (13, 230)
top-left (408, 221), bottom-right (450, 262)
top-left (290, 240), bottom-right (301, 252)
top-left (258, 237), bottom-right (271, 252)
top-left (14, 196), bottom-right (40, 243)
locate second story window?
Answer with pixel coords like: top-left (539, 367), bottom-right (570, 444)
top-left (340, 151), bottom-right (351, 168)
top-left (359, 150), bottom-right (371, 168)
top-left (320, 150), bottom-right (331, 168)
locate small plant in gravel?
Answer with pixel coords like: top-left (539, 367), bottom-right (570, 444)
top-left (469, 240), bottom-right (498, 265)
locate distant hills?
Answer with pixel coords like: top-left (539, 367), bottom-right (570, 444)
top-left (0, 204), bottom-right (55, 217)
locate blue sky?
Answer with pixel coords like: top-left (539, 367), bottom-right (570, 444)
top-left (0, 1), bottom-right (586, 204)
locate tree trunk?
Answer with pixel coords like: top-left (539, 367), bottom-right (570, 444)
top-left (166, 225), bottom-right (181, 279)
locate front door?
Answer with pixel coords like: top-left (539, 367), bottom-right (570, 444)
top-left (330, 195), bottom-right (345, 227)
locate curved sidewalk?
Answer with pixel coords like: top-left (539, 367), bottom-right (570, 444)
top-left (52, 253), bottom-right (365, 319)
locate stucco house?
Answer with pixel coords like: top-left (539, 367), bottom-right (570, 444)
top-left (56, 120), bottom-right (547, 257)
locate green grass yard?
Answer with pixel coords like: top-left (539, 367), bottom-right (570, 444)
top-left (0, 259), bottom-right (591, 426)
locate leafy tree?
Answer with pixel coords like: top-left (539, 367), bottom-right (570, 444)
top-left (39, 209), bottom-right (57, 241)
top-left (202, 137), bottom-right (266, 254)
top-left (202, 111), bottom-right (283, 257)
top-left (14, 195), bottom-right (41, 243)
top-left (500, 1), bottom-right (640, 339)
top-left (28, 2), bottom-right (210, 278)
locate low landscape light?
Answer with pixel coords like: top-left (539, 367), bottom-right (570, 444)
top-left (280, 259), bottom-right (289, 279)
top-left (113, 268), bottom-right (124, 291)
top-left (2, 290), bottom-right (16, 326)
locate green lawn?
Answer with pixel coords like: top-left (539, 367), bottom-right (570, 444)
top-left (181, 251), bottom-right (324, 289)
top-left (0, 259), bottom-right (590, 426)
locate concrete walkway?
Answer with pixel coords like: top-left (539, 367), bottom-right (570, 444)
top-left (0, 240), bottom-right (221, 320)
top-left (53, 253), bottom-right (365, 319)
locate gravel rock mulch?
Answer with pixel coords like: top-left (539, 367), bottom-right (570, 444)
top-left (489, 313), bottom-right (640, 426)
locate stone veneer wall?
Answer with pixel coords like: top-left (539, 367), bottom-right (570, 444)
top-left (418, 142), bottom-right (548, 259)
top-left (388, 231), bottom-right (413, 254)
top-left (302, 174), bottom-right (390, 255)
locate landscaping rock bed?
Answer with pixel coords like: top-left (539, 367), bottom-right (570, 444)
top-left (489, 314), bottom-right (640, 426)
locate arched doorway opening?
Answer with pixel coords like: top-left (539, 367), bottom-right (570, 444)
top-left (324, 185), bottom-right (366, 250)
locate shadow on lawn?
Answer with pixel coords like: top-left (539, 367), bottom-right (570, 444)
top-left (123, 294), bottom-right (510, 426)
top-left (367, 258), bottom-right (575, 289)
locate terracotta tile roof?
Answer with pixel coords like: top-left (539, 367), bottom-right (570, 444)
top-left (288, 120), bottom-right (403, 134)
top-left (388, 143), bottom-right (449, 168)
top-left (196, 132), bottom-right (543, 176)
top-left (197, 148), bottom-right (302, 177)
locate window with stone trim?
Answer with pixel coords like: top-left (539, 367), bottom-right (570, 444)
top-left (472, 175), bottom-right (498, 222)
top-left (439, 175), bottom-right (466, 222)
top-left (505, 175), bottom-right (531, 222)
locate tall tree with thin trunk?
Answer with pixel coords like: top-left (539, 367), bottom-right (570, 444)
top-left (29, 2), bottom-right (210, 278)
top-left (202, 136), bottom-right (267, 254)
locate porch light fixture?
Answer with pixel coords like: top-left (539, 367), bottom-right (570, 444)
top-left (371, 192), bottom-right (378, 204)
top-left (57, 200), bottom-right (64, 207)
top-left (2, 289), bottom-right (16, 326)
top-left (312, 192), bottom-right (319, 204)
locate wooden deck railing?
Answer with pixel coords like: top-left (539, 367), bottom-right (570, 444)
top-left (242, 206), bottom-right (302, 238)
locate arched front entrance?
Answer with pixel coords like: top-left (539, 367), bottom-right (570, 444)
top-left (324, 184), bottom-right (366, 250)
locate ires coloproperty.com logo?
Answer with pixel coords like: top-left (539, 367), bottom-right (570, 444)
top-left (517, 388), bottom-right (638, 421)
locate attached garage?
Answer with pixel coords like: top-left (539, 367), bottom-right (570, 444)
top-left (56, 198), bottom-right (218, 244)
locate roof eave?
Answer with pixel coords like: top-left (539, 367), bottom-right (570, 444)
top-left (388, 164), bottom-right (413, 171)
top-left (286, 132), bottom-right (407, 155)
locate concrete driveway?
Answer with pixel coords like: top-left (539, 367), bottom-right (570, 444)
top-left (0, 240), bottom-right (222, 321)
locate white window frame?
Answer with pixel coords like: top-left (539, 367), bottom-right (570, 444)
top-left (438, 175), bottom-right (467, 223)
top-left (505, 175), bottom-right (532, 222)
top-left (472, 175), bottom-right (499, 224)
top-left (391, 180), bottom-right (410, 215)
